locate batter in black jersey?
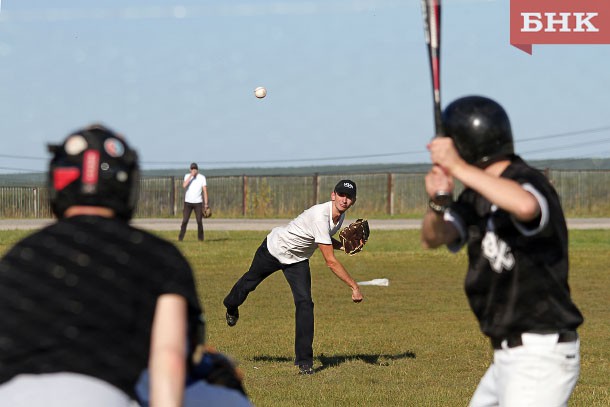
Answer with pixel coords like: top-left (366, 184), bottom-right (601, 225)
top-left (421, 96), bottom-right (583, 407)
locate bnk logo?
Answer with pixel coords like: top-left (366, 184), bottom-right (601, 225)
top-left (510, 0), bottom-right (610, 54)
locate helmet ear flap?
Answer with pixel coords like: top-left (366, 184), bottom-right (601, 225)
top-left (442, 96), bottom-right (514, 167)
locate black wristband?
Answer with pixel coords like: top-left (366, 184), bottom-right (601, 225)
top-left (428, 192), bottom-right (453, 214)
top-left (428, 199), bottom-right (446, 214)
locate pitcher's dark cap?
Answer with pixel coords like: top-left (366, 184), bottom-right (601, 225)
top-left (334, 179), bottom-right (357, 199)
top-left (190, 163), bottom-right (198, 170)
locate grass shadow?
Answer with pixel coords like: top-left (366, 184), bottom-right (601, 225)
top-left (204, 237), bottom-right (231, 242)
top-left (315, 351), bottom-right (416, 372)
top-left (252, 351), bottom-right (416, 372)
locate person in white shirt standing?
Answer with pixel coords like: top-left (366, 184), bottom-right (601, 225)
top-left (178, 163), bottom-right (209, 241)
top-left (223, 180), bottom-right (363, 375)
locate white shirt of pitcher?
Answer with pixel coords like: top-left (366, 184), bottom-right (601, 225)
top-left (267, 201), bottom-right (344, 265)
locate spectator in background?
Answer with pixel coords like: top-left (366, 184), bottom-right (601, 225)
top-left (179, 162), bottom-right (209, 241)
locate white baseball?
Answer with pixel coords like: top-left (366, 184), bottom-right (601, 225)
top-left (254, 86), bottom-right (267, 99)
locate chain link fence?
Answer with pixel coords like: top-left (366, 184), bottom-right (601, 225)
top-left (1, 170), bottom-right (609, 219)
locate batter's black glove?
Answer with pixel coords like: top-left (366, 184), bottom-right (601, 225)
top-left (339, 219), bottom-right (370, 255)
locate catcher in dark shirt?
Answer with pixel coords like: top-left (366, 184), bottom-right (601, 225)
top-left (0, 125), bottom-right (202, 407)
top-left (421, 96), bottom-right (583, 407)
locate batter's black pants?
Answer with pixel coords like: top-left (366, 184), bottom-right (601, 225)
top-left (223, 239), bottom-right (314, 367)
top-left (178, 202), bottom-right (204, 241)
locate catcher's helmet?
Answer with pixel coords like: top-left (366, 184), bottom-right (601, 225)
top-left (48, 124), bottom-right (140, 220)
top-left (442, 96), bottom-right (514, 167)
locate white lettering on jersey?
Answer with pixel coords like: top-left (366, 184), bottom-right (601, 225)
top-left (482, 231), bottom-right (515, 273)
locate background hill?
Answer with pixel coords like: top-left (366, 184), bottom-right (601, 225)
top-left (2, 158), bottom-right (610, 186)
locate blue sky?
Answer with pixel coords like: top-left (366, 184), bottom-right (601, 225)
top-left (1, 0), bottom-right (609, 174)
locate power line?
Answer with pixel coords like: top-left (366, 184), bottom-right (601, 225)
top-left (0, 166), bottom-right (44, 173)
top-left (0, 154), bottom-right (47, 160)
top-left (2, 125), bottom-right (610, 166)
top-left (518, 125), bottom-right (610, 143)
top-left (142, 126), bottom-right (610, 165)
top-left (142, 150), bottom-right (424, 166)
top-left (522, 137), bottom-right (610, 156)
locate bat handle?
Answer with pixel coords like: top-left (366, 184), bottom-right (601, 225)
top-left (434, 108), bottom-right (445, 138)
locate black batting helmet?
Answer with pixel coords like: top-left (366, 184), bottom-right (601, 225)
top-left (442, 96), bottom-right (514, 167)
top-left (48, 124), bottom-right (140, 220)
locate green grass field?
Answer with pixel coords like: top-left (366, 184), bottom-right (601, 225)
top-left (1, 229), bottom-right (608, 406)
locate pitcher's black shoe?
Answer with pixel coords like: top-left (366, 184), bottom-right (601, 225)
top-left (298, 364), bottom-right (314, 375)
top-left (226, 308), bottom-right (239, 327)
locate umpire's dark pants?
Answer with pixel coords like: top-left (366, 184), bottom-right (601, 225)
top-left (178, 202), bottom-right (204, 241)
top-left (223, 239), bottom-right (314, 367)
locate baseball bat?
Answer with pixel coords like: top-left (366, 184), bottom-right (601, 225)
top-left (421, 0), bottom-right (452, 205)
top-left (421, 0), bottom-right (444, 138)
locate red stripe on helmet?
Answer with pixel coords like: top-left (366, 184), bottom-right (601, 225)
top-left (53, 167), bottom-right (81, 191)
top-left (82, 149), bottom-right (100, 187)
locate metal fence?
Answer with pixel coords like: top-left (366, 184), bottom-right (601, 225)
top-left (1, 170), bottom-right (610, 219)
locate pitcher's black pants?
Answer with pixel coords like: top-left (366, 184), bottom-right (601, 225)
top-left (223, 239), bottom-right (314, 367)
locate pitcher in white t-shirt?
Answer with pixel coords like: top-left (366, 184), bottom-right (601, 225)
top-left (223, 180), bottom-right (363, 375)
top-left (178, 163), bottom-right (209, 241)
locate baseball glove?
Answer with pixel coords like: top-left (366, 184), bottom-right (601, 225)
top-left (339, 219), bottom-right (370, 255)
top-left (191, 344), bottom-right (246, 395)
top-left (203, 206), bottom-right (212, 218)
